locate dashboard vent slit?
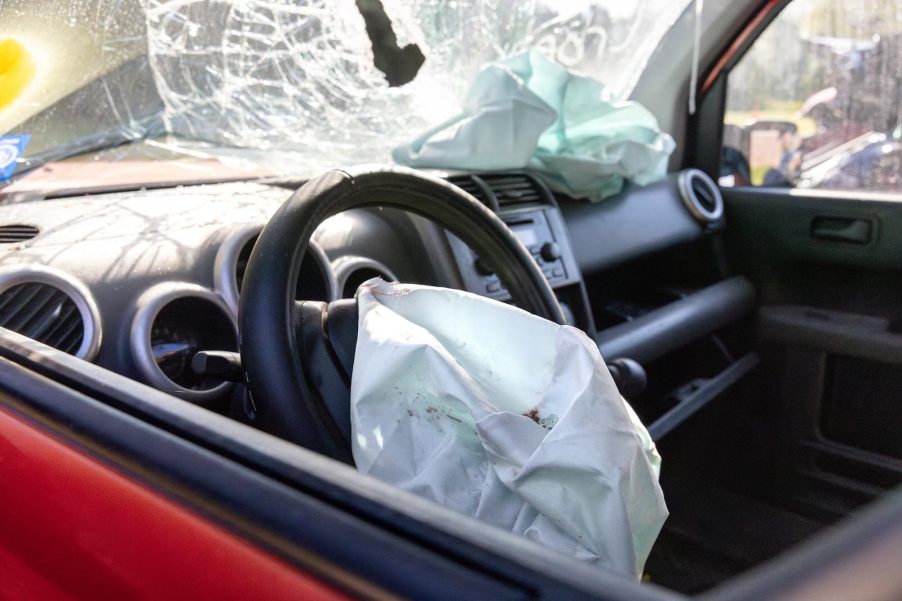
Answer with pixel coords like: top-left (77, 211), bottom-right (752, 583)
top-left (478, 174), bottom-right (543, 207)
top-left (30, 306), bottom-right (68, 341)
top-left (56, 323), bottom-right (84, 354)
top-left (44, 306), bottom-right (83, 353)
top-left (0, 292), bottom-right (18, 319)
top-left (447, 175), bottom-right (492, 203)
top-left (446, 174), bottom-right (502, 211)
top-left (483, 179), bottom-right (533, 188)
top-left (0, 281), bottom-right (87, 357)
top-left (692, 180), bottom-right (717, 212)
top-left (0, 225), bottom-right (39, 243)
top-left (678, 169), bottom-right (724, 225)
top-left (14, 287), bottom-right (65, 333)
top-left (449, 173), bottom-right (551, 211)
top-left (0, 284), bottom-right (44, 329)
top-left (455, 181), bottom-right (483, 195)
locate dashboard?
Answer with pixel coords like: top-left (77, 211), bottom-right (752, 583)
top-left (0, 169), bottom-right (742, 412)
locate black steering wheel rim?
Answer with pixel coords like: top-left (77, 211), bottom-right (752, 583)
top-left (239, 166), bottom-right (565, 457)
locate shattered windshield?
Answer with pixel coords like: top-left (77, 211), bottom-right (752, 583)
top-left (0, 0), bottom-right (690, 199)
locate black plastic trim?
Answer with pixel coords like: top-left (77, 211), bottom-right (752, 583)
top-left (559, 175), bottom-right (705, 274)
top-left (595, 277), bottom-right (756, 364)
top-left (689, 0), bottom-right (795, 177)
top-left (701, 488), bottom-right (902, 601)
top-left (724, 188), bottom-right (902, 270)
top-left (648, 352), bottom-right (760, 441)
top-left (758, 305), bottom-right (902, 364)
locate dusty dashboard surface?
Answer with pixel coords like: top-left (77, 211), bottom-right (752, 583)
top-left (0, 180), bottom-right (446, 401)
top-left (0, 167), bottom-right (731, 409)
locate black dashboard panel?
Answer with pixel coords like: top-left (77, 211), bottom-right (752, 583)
top-left (558, 174), bottom-right (706, 274)
top-left (595, 276), bottom-right (755, 364)
top-left (0, 180), bottom-right (473, 400)
top-left (0, 169), bottom-right (732, 403)
top-left (0, 182), bottom-right (289, 384)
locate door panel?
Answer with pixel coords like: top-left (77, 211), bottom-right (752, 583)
top-left (723, 187), bottom-right (902, 521)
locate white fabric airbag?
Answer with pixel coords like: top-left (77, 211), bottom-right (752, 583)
top-left (351, 278), bottom-right (668, 576)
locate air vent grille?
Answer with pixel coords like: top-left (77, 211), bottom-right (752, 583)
top-left (448, 173), bottom-right (547, 211)
top-left (447, 175), bottom-right (489, 204)
top-left (0, 225), bottom-right (39, 243)
top-left (691, 177), bottom-right (718, 212)
top-left (0, 282), bottom-right (84, 354)
top-left (480, 174), bottom-right (543, 207)
top-left (678, 169), bottom-right (724, 225)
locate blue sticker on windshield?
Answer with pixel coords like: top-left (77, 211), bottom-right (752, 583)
top-left (0, 135), bottom-right (30, 182)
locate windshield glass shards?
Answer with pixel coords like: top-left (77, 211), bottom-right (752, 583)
top-left (0, 0), bottom-right (690, 199)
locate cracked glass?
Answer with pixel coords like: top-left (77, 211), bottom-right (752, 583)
top-left (0, 0), bottom-right (691, 200)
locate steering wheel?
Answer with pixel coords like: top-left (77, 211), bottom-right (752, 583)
top-left (239, 167), bottom-right (565, 462)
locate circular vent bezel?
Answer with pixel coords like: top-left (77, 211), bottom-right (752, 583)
top-left (130, 282), bottom-right (237, 402)
top-left (0, 265), bottom-right (101, 360)
top-left (332, 256), bottom-right (398, 299)
top-left (214, 224), bottom-right (339, 315)
top-left (678, 169), bottom-right (724, 225)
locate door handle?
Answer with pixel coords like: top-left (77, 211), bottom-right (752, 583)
top-left (811, 216), bottom-right (872, 244)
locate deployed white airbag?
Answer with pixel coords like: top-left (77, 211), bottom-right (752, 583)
top-left (351, 278), bottom-right (667, 577)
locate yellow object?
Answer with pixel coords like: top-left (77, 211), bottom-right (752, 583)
top-left (0, 39), bottom-right (35, 110)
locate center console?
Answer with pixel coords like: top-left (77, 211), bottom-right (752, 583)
top-left (444, 170), bottom-right (760, 441)
top-left (445, 173), bottom-right (595, 333)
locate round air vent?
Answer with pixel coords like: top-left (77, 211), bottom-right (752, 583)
top-left (678, 169), bottom-right (724, 225)
top-left (214, 224), bottom-right (338, 315)
top-left (333, 256), bottom-right (398, 299)
top-left (131, 283), bottom-right (238, 402)
top-left (0, 224), bottom-right (39, 243)
top-left (0, 265), bottom-right (101, 360)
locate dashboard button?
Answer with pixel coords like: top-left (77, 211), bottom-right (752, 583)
top-left (540, 242), bottom-right (562, 262)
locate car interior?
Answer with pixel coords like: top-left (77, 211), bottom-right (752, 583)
top-left (0, 0), bottom-right (901, 599)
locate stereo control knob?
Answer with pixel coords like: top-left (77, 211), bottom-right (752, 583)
top-left (540, 242), bottom-right (561, 262)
